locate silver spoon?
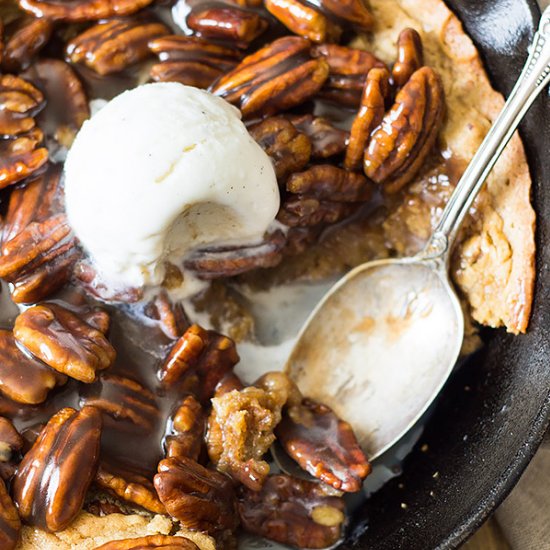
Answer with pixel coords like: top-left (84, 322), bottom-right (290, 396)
top-left (275, 7), bottom-right (550, 473)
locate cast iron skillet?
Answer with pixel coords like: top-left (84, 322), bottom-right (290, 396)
top-left (341, 1), bottom-right (550, 548)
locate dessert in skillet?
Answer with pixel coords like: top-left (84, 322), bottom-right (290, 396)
top-left (0, 0), bottom-right (535, 548)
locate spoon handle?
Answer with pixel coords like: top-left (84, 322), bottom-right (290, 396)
top-left (423, 6), bottom-right (550, 259)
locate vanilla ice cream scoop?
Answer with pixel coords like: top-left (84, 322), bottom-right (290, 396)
top-left (64, 83), bottom-right (279, 295)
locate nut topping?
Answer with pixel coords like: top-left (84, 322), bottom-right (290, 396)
top-left (0, 477), bottom-right (20, 550)
top-left (249, 117), bottom-right (311, 182)
top-left (95, 535), bottom-right (199, 550)
top-left (0, 416), bottom-right (24, 481)
top-left (287, 165), bottom-right (373, 202)
top-left (344, 67), bottom-right (391, 171)
top-left (392, 28), bottom-right (424, 88)
top-left (184, 231), bottom-right (287, 279)
top-left (364, 66), bottom-right (445, 193)
top-left (277, 399), bottom-right (371, 492)
top-left (14, 302), bottom-right (116, 383)
top-left (165, 395), bottom-right (205, 462)
top-left (278, 195), bottom-right (357, 227)
top-left (154, 455), bottom-right (239, 542)
top-left (0, 329), bottom-right (66, 405)
top-left (95, 460), bottom-right (166, 514)
top-left (314, 0), bottom-right (374, 30)
top-left (211, 36), bottom-right (329, 118)
top-left (159, 324), bottom-right (239, 403)
top-left (18, 0), bottom-right (154, 22)
top-left (1, 16), bottom-right (53, 72)
top-left (66, 18), bottom-right (169, 76)
top-left (264, 0), bottom-right (341, 44)
top-left (187, 6), bottom-right (269, 48)
top-left (149, 35), bottom-right (240, 89)
top-left (12, 406), bottom-right (102, 532)
top-left (238, 474), bottom-right (345, 549)
top-left (144, 291), bottom-right (189, 340)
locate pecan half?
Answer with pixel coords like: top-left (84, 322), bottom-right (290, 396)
top-left (22, 58), bottom-right (90, 148)
top-left (313, 43), bottom-right (387, 108)
top-left (314, 0), bottom-right (374, 30)
top-left (364, 66), bottom-right (445, 193)
top-left (264, 0), bottom-right (341, 43)
top-left (187, 6), bottom-right (269, 48)
top-left (0, 416), bottom-right (24, 481)
top-left (0, 74), bottom-right (44, 136)
top-left (207, 386), bottom-right (284, 490)
top-left (287, 114), bottom-right (349, 159)
top-left (2, 16), bottom-right (53, 72)
top-left (0, 477), bottom-right (20, 550)
top-left (95, 535), bottom-right (199, 550)
top-left (154, 455), bottom-right (239, 541)
top-left (149, 35), bottom-right (240, 89)
top-left (144, 291), bottom-right (189, 340)
top-left (81, 374), bottom-right (159, 430)
top-left (12, 406), bottom-right (102, 532)
top-left (165, 395), bottom-right (205, 462)
top-left (82, 308), bottom-right (111, 334)
top-left (3, 162), bottom-right (63, 247)
top-left (287, 165), bottom-right (373, 202)
top-left (159, 324), bottom-right (239, 403)
top-left (344, 67), bottom-right (391, 171)
top-left (66, 17), bottom-right (169, 76)
top-left (18, 0), bottom-right (154, 22)
top-left (238, 474), bottom-right (345, 549)
top-left (0, 128), bottom-right (48, 189)
top-left (249, 117), bottom-right (311, 182)
top-left (14, 303), bottom-right (116, 383)
top-left (184, 231), bottom-right (286, 279)
top-left (392, 28), bottom-right (424, 88)
top-left (0, 329), bottom-right (66, 405)
top-left (214, 372), bottom-right (244, 396)
top-left (278, 195), bottom-right (357, 227)
top-left (96, 460), bottom-right (166, 514)
top-left (0, 213), bottom-right (79, 303)
top-left (277, 399), bottom-right (371, 492)
top-left (211, 36), bottom-right (329, 118)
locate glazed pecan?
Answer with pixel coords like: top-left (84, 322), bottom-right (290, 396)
top-left (278, 195), bottom-right (357, 227)
top-left (1, 16), bottom-right (53, 72)
top-left (392, 28), bottom-right (424, 88)
top-left (184, 231), bottom-right (286, 279)
top-left (287, 114), bottom-right (349, 159)
top-left (0, 477), bottom-right (20, 550)
top-left (344, 67), bottom-right (391, 171)
top-left (165, 395), bottom-right (205, 461)
top-left (95, 535), bottom-right (199, 550)
top-left (154, 456), bottom-right (239, 540)
top-left (0, 128), bottom-right (48, 189)
top-left (211, 36), bottom-right (329, 118)
top-left (159, 324), bottom-right (239, 403)
top-left (249, 117), bottom-right (311, 182)
top-left (214, 371), bottom-right (244, 396)
top-left (2, 162), bottom-right (63, 247)
top-left (22, 58), bottom-right (90, 148)
top-left (264, 0), bottom-right (341, 43)
top-left (238, 474), bottom-right (345, 549)
top-left (0, 213), bottom-right (79, 303)
top-left (66, 17), bottom-right (169, 76)
top-left (81, 374), bottom-right (159, 431)
top-left (96, 460), bottom-right (166, 514)
top-left (18, 0), bottom-right (154, 22)
top-left (364, 66), bottom-right (445, 193)
top-left (82, 307), bottom-right (111, 334)
top-left (0, 329), bottom-right (66, 405)
top-left (149, 35), bottom-right (240, 89)
top-left (144, 291), bottom-right (189, 340)
top-left (14, 302), bottom-right (116, 383)
top-left (207, 385), bottom-right (284, 490)
top-left (0, 416), bottom-right (23, 481)
top-left (0, 74), bottom-right (44, 136)
top-left (313, 43), bottom-right (386, 108)
top-left (277, 399), bottom-right (371, 492)
top-left (12, 406), bottom-right (102, 532)
top-left (287, 165), bottom-right (373, 202)
top-left (315, 0), bottom-right (374, 29)
top-left (187, 6), bottom-right (269, 47)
